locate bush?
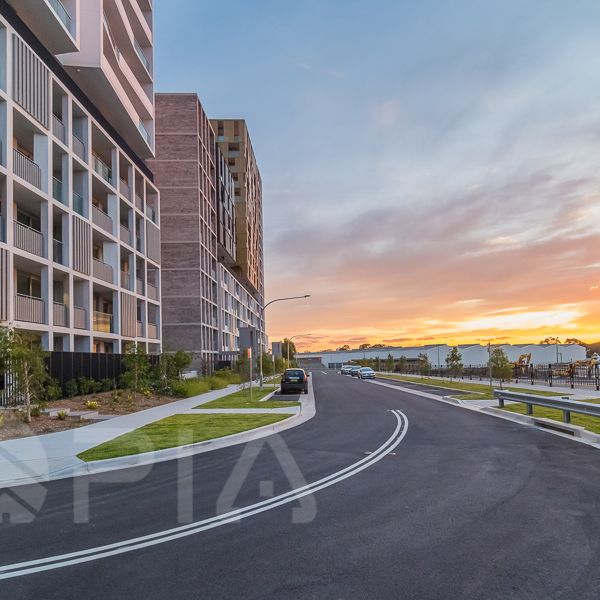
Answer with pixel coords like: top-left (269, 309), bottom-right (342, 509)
top-left (30, 405), bottom-right (42, 418)
top-left (100, 378), bottom-right (114, 392)
top-left (0, 413), bottom-right (3, 427)
top-left (170, 378), bottom-right (210, 398)
top-left (206, 376), bottom-right (228, 390)
top-left (84, 400), bottom-right (99, 410)
top-left (65, 379), bottom-right (78, 398)
top-left (45, 379), bottom-right (62, 402)
top-left (57, 410), bottom-right (68, 421)
top-left (78, 377), bottom-right (95, 397)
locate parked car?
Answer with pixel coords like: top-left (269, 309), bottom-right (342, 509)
top-left (281, 368), bottom-right (309, 394)
top-left (340, 365), bottom-right (353, 375)
top-left (358, 367), bottom-right (375, 380)
top-left (349, 366), bottom-right (363, 377)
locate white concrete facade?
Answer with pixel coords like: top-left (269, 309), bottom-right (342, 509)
top-left (299, 343), bottom-right (587, 368)
top-left (0, 0), bottom-right (161, 353)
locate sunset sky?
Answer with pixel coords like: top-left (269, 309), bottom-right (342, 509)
top-left (155, 0), bottom-right (600, 351)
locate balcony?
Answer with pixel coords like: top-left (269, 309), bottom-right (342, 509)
top-left (14, 149), bottom-right (42, 189)
top-left (145, 205), bottom-right (156, 223)
top-left (139, 121), bottom-right (152, 147)
top-left (136, 278), bottom-right (144, 295)
top-left (52, 114), bottom-right (66, 144)
top-left (92, 154), bottom-right (113, 186)
top-left (147, 282), bottom-right (158, 301)
top-left (136, 321), bottom-right (144, 337)
top-left (74, 306), bottom-right (87, 329)
top-left (14, 221), bottom-right (44, 257)
top-left (53, 301), bottom-right (68, 327)
top-left (135, 193), bottom-right (143, 211)
top-left (147, 323), bottom-right (158, 339)
top-left (15, 294), bottom-right (44, 324)
top-left (134, 38), bottom-right (151, 73)
top-left (136, 236), bottom-right (143, 252)
top-left (93, 258), bottom-right (113, 284)
top-left (119, 179), bottom-right (131, 200)
top-left (120, 271), bottom-right (133, 291)
top-left (120, 224), bottom-right (132, 246)
top-left (73, 191), bottom-right (85, 216)
top-left (53, 177), bottom-right (65, 204)
top-left (53, 239), bottom-right (65, 265)
top-left (92, 204), bottom-right (113, 234)
top-left (72, 134), bottom-right (86, 161)
top-left (48, 0), bottom-right (73, 35)
top-left (93, 311), bottom-right (113, 334)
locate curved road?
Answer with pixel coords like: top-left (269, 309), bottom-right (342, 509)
top-left (1, 371), bottom-right (600, 599)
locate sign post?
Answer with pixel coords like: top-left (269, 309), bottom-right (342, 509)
top-left (248, 347), bottom-right (253, 403)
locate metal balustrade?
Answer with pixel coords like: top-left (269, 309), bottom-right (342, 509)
top-left (48, 0), bottom-right (73, 34)
top-left (136, 321), bottom-right (144, 337)
top-left (93, 258), bottom-right (113, 284)
top-left (120, 271), bottom-right (133, 290)
top-left (53, 302), bottom-right (68, 327)
top-left (74, 306), bottom-right (87, 329)
top-left (13, 149), bottom-right (41, 189)
top-left (92, 154), bottom-right (113, 185)
top-left (53, 238), bottom-right (65, 265)
top-left (72, 134), bottom-right (86, 161)
top-left (15, 294), bottom-right (44, 323)
top-left (134, 38), bottom-right (150, 72)
top-left (92, 204), bottom-right (113, 234)
top-left (73, 191), bottom-right (85, 216)
top-left (136, 278), bottom-right (144, 294)
top-left (53, 177), bottom-right (65, 204)
top-left (93, 310), bottom-right (113, 333)
top-left (14, 221), bottom-right (44, 257)
top-left (52, 114), bottom-right (66, 143)
top-left (135, 194), bottom-right (143, 211)
top-left (147, 283), bottom-right (158, 301)
top-left (147, 323), bottom-right (158, 339)
top-left (119, 179), bottom-right (131, 200)
top-left (120, 224), bottom-right (132, 246)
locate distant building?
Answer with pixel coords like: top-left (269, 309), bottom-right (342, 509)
top-left (298, 343), bottom-right (587, 369)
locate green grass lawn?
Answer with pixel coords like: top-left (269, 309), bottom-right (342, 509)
top-left (78, 413), bottom-right (290, 462)
top-left (378, 374), bottom-right (567, 400)
top-left (501, 401), bottom-right (600, 434)
top-left (198, 385), bottom-right (301, 409)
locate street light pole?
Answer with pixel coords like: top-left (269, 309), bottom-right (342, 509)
top-left (287, 333), bottom-right (311, 369)
top-left (259, 295), bottom-right (310, 389)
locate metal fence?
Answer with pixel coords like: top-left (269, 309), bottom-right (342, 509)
top-left (1, 351), bottom-right (160, 407)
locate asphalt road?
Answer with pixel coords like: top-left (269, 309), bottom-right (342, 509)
top-left (2, 372), bottom-right (600, 599)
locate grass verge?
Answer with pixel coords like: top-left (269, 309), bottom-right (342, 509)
top-left (78, 413), bottom-right (290, 461)
top-left (198, 386), bottom-right (301, 409)
top-left (378, 374), bottom-right (567, 400)
top-left (500, 401), bottom-right (600, 434)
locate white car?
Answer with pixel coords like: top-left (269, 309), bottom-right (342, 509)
top-left (358, 367), bottom-right (375, 379)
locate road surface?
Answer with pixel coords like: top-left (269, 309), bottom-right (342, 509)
top-left (1, 371), bottom-right (600, 599)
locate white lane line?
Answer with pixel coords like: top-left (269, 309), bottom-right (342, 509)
top-left (321, 371), bottom-right (328, 375)
top-left (0, 411), bottom-right (409, 579)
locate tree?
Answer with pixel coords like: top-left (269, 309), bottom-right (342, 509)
top-left (385, 354), bottom-right (394, 372)
top-left (445, 347), bottom-right (463, 380)
top-left (281, 339), bottom-right (297, 363)
top-left (540, 337), bottom-right (561, 345)
top-left (565, 338), bottom-right (585, 346)
top-left (236, 351), bottom-right (252, 384)
top-left (418, 353), bottom-right (432, 376)
top-left (9, 331), bottom-right (49, 423)
top-left (397, 355), bottom-right (408, 373)
top-left (336, 345), bottom-right (351, 352)
top-left (121, 345), bottom-right (152, 399)
top-left (274, 356), bottom-right (285, 374)
top-left (490, 348), bottom-right (512, 385)
top-left (261, 352), bottom-right (274, 376)
top-left (371, 344), bottom-right (387, 349)
top-left (358, 343), bottom-right (371, 350)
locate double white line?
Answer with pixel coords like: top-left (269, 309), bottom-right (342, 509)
top-left (0, 410), bottom-right (408, 580)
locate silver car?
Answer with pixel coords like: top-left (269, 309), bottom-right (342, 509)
top-left (358, 367), bottom-right (375, 379)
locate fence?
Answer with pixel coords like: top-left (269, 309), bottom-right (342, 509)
top-left (0, 351), bottom-right (160, 407)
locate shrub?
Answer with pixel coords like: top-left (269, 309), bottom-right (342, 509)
top-left (84, 400), bottom-right (99, 410)
top-left (65, 379), bottom-right (78, 398)
top-left (206, 376), bottom-right (228, 390)
top-left (57, 410), bottom-right (68, 421)
top-left (45, 379), bottom-right (62, 402)
top-left (0, 413), bottom-right (3, 427)
top-left (100, 378), bottom-right (114, 392)
top-left (30, 405), bottom-right (42, 418)
top-left (78, 377), bottom-right (95, 397)
top-left (170, 378), bottom-right (210, 398)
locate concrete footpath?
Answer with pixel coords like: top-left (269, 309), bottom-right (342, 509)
top-left (0, 381), bottom-right (313, 489)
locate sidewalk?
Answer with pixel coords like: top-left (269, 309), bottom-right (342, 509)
top-left (0, 382), bottom-right (305, 488)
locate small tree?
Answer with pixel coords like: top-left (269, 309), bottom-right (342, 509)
top-left (418, 353), bottom-right (432, 376)
top-left (121, 345), bottom-right (152, 399)
top-left (9, 331), bottom-right (49, 423)
top-left (490, 348), bottom-right (512, 386)
top-left (358, 343), bottom-right (372, 350)
top-left (236, 351), bottom-right (252, 384)
top-left (386, 354), bottom-right (394, 372)
top-left (397, 355), bottom-right (408, 373)
top-left (261, 352), bottom-right (274, 377)
top-left (274, 356), bottom-right (285, 374)
top-left (337, 344), bottom-right (351, 352)
top-left (445, 347), bottom-right (463, 380)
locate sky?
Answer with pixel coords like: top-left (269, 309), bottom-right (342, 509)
top-left (154, 0), bottom-right (600, 352)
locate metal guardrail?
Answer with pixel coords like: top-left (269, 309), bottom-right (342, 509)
top-left (494, 389), bottom-right (600, 424)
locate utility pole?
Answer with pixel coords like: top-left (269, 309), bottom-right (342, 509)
top-left (488, 342), bottom-right (492, 389)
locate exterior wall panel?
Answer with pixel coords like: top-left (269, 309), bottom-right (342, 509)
top-left (0, 247), bottom-right (9, 321)
top-left (72, 215), bottom-right (91, 275)
top-left (120, 292), bottom-right (136, 338)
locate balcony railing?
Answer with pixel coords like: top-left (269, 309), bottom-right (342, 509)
top-left (136, 321), bottom-right (144, 337)
top-left (119, 179), bottom-right (131, 200)
top-left (52, 114), bottom-right (66, 143)
top-left (52, 177), bottom-right (65, 204)
top-left (74, 306), bottom-right (87, 329)
top-left (145, 205), bottom-right (157, 223)
top-left (92, 204), bottom-right (113, 234)
top-left (134, 38), bottom-right (151, 72)
top-left (120, 271), bottom-right (133, 290)
top-left (147, 323), bottom-right (158, 339)
top-left (14, 221), bottom-right (44, 257)
top-left (72, 133), bottom-right (86, 161)
top-left (93, 310), bottom-right (113, 334)
top-left (136, 237), bottom-right (143, 252)
top-left (147, 282), bottom-right (158, 301)
top-left (135, 194), bottom-right (143, 211)
top-left (139, 121), bottom-right (152, 147)
top-left (136, 278), bottom-right (144, 295)
top-left (120, 224), bottom-right (132, 246)
top-left (15, 294), bottom-right (44, 324)
top-left (53, 302), bottom-right (68, 327)
top-left (13, 149), bottom-right (41, 189)
top-left (53, 238), bottom-right (65, 265)
top-left (48, 0), bottom-right (73, 35)
top-left (92, 154), bottom-right (113, 185)
top-left (73, 191), bottom-right (85, 216)
top-left (93, 258), bottom-right (113, 284)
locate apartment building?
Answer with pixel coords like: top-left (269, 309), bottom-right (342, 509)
top-left (150, 94), bottom-right (265, 370)
top-left (0, 0), bottom-right (161, 354)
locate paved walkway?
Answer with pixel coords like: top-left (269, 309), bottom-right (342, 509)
top-left (0, 384), bottom-right (280, 487)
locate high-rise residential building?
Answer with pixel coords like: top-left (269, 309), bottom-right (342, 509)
top-left (150, 93), bottom-right (264, 370)
top-left (0, 1), bottom-right (162, 354)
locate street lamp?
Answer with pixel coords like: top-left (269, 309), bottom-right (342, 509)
top-left (287, 333), bottom-right (311, 369)
top-left (259, 294), bottom-right (311, 388)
